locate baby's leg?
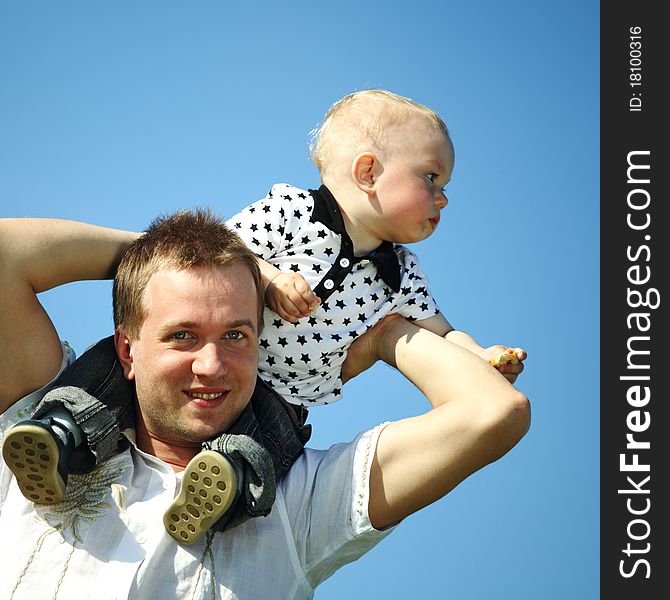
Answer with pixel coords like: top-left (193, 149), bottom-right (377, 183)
top-left (2, 336), bottom-right (133, 503)
top-left (162, 377), bottom-right (311, 544)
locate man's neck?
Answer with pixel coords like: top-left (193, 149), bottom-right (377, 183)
top-left (134, 414), bottom-right (200, 473)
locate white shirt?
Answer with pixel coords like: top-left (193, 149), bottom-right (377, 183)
top-left (0, 344), bottom-right (394, 599)
top-left (228, 183), bottom-right (441, 406)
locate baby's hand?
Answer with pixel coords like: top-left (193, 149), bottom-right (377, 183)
top-left (481, 345), bottom-right (527, 384)
top-left (266, 272), bottom-right (320, 323)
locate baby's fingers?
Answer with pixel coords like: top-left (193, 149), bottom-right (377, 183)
top-left (286, 286), bottom-right (313, 316)
top-left (279, 286), bottom-right (319, 320)
top-left (495, 360), bottom-right (524, 383)
top-left (293, 278), bottom-right (320, 312)
top-left (513, 347), bottom-right (527, 362)
top-left (269, 294), bottom-right (302, 323)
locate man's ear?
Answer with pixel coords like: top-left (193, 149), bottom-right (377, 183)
top-left (352, 152), bottom-right (379, 196)
top-left (114, 329), bottom-right (136, 380)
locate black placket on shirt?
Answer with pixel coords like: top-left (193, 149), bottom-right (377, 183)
top-left (309, 185), bottom-right (401, 302)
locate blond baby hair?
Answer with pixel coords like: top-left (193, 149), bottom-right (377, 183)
top-left (309, 89), bottom-right (449, 181)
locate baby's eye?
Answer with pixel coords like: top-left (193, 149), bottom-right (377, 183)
top-left (426, 173), bottom-right (439, 183)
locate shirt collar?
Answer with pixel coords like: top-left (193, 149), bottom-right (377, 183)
top-left (309, 185), bottom-right (401, 292)
top-left (310, 184), bottom-right (347, 234)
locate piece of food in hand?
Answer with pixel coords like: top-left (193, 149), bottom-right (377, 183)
top-left (489, 348), bottom-right (519, 367)
top-left (307, 301), bottom-right (320, 315)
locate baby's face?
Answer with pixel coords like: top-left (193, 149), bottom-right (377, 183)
top-left (371, 123), bottom-right (454, 245)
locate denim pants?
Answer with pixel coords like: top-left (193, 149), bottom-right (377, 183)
top-left (32, 335), bottom-right (312, 530)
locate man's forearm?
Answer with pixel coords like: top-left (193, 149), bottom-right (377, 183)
top-left (367, 317), bottom-right (531, 529)
top-left (0, 218), bottom-right (139, 293)
top-left (376, 318), bottom-right (504, 408)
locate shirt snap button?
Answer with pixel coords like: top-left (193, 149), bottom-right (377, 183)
top-left (324, 279), bottom-right (334, 289)
top-left (339, 258), bottom-right (350, 268)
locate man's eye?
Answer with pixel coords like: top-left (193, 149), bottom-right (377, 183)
top-left (172, 331), bottom-right (191, 340)
top-left (225, 331), bottom-right (245, 340)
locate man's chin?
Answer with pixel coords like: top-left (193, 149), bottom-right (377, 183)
top-left (188, 420), bottom-right (239, 443)
top-left (184, 401), bottom-right (249, 441)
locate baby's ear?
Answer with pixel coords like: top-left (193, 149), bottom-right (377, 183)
top-left (352, 152), bottom-right (378, 195)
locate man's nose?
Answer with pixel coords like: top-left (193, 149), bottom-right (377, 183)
top-left (192, 342), bottom-right (227, 379)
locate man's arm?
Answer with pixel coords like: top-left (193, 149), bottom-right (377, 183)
top-left (0, 218), bottom-right (139, 413)
top-left (346, 315), bottom-right (531, 530)
top-left (415, 313), bottom-right (526, 383)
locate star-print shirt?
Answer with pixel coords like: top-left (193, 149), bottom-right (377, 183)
top-left (228, 183), bottom-right (442, 406)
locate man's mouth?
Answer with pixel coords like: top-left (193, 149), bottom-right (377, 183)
top-left (186, 391), bottom-right (224, 400)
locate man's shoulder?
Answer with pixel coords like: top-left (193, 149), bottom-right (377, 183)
top-left (279, 425), bottom-right (387, 503)
top-left (275, 425), bottom-right (396, 587)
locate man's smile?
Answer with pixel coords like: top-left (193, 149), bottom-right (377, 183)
top-left (185, 390), bottom-right (226, 400)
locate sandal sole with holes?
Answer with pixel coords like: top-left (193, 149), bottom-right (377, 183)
top-left (163, 450), bottom-right (239, 545)
top-left (2, 424), bottom-right (66, 504)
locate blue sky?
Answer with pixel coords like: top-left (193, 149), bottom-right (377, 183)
top-left (1, 1), bottom-right (599, 598)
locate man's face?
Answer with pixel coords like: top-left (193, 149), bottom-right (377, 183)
top-left (119, 264), bottom-right (259, 446)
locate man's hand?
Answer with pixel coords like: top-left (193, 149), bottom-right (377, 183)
top-left (265, 272), bottom-right (320, 323)
top-left (340, 314), bottom-right (406, 383)
top-left (480, 345), bottom-right (527, 384)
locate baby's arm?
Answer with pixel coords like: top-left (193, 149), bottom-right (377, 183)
top-left (414, 313), bottom-right (526, 384)
top-left (257, 259), bottom-right (320, 323)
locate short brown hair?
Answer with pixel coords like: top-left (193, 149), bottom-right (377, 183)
top-left (113, 208), bottom-right (264, 338)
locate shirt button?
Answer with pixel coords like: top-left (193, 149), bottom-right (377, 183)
top-left (339, 258), bottom-right (350, 268)
top-left (324, 279), bottom-right (334, 289)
